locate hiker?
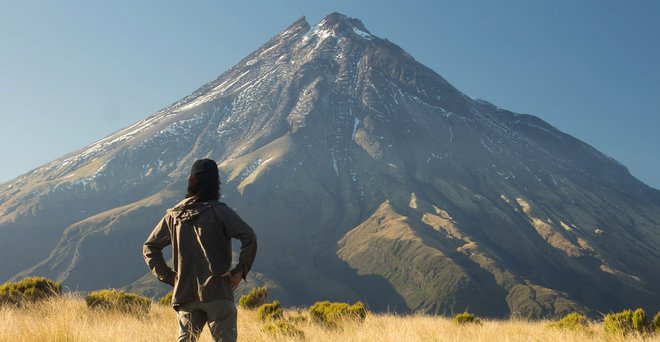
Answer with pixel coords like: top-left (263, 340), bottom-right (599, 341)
top-left (143, 158), bottom-right (257, 342)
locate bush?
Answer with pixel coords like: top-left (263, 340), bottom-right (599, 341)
top-left (262, 321), bottom-right (304, 338)
top-left (453, 311), bottom-right (482, 325)
top-left (633, 308), bottom-right (648, 333)
top-left (653, 311), bottom-right (660, 332)
top-left (309, 301), bottom-right (367, 327)
top-left (257, 300), bottom-right (284, 321)
top-left (239, 286), bottom-right (268, 309)
top-left (604, 308), bottom-right (649, 335)
top-left (548, 312), bottom-right (588, 330)
top-left (158, 290), bottom-right (173, 306)
top-left (286, 310), bottom-right (309, 324)
top-left (85, 289), bottom-right (150, 315)
top-left (0, 277), bottom-right (61, 306)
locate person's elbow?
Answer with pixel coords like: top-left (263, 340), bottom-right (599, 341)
top-left (142, 244), bottom-right (158, 264)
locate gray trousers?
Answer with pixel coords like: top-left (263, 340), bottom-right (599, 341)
top-left (176, 299), bottom-right (237, 342)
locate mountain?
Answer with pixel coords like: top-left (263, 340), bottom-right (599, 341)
top-left (2, 13), bottom-right (660, 318)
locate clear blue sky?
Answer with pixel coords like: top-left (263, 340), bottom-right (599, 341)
top-left (1, 1), bottom-right (659, 189)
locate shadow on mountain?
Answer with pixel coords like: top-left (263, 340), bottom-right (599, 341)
top-left (315, 244), bottom-right (409, 314)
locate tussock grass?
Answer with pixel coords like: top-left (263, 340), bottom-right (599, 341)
top-left (1, 295), bottom-right (660, 341)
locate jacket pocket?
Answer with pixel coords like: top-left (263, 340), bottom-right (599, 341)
top-left (199, 274), bottom-right (233, 301)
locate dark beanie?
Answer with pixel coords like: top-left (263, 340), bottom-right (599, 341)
top-left (190, 158), bottom-right (218, 177)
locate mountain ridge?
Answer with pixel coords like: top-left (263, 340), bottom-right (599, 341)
top-left (1, 13), bottom-right (659, 318)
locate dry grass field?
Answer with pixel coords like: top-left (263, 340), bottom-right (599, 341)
top-left (1, 295), bottom-right (659, 342)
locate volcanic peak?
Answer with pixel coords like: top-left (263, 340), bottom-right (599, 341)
top-left (310, 12), bottom-right (374, 41)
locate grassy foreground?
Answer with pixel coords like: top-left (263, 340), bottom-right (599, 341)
top-left (1, 295), bottom-right (659, 342)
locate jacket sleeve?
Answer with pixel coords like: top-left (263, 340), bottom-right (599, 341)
top-left (143, 216), bottom-right (177, 286)
top-left (220, 205), bottom-right (257, 281)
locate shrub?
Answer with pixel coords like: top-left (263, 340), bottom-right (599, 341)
top-left (632, 308), bottom-right (648, 333)
top-left (286, 310), bottom-right (309, 324)
top-left (239, 286), bottom-right (268, 309)
top-left (85, 289), bottom-right (150, 315)
top-left (547, 312), bottom-right (588, 330)
top-left (604, 309), bottom-right (633, 335)
top-left (262, 321), bottom-right (304, 338)
top-left (257, 300), bottom-right (284, 321)
top-left (309, 301), bottom-right (367, 327)
top-left (653, 311), bottom-right (660, 332)
top-left (0, 277), bottom-right (61, 306)
top-left (158, 290), bottom-right (173, 306)
top-left (604, 308), bottom-right (650, 335)
top-left (453, 311), bottom-right (482, 325)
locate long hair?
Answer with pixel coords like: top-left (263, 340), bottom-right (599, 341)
top-left (185, 171), bottom-right (220, 202)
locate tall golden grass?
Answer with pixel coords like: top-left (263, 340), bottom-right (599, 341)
top-left (1, 295), bottom-right (659, 341)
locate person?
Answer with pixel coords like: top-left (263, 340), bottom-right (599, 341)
top-left (143, 158), bottom-right (257, 342)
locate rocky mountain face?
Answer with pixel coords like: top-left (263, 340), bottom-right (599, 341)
top-left (1, 13), bottom-right (659, 318)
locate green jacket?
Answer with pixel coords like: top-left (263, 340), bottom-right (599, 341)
top-left (143, 197), bottom-right (257, 306)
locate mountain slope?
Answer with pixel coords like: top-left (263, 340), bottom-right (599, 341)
top-left (1, 13), bottom-right (659, 318)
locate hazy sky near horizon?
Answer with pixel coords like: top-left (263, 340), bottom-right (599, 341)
top-left (1, 1), bottom-right (659, 188)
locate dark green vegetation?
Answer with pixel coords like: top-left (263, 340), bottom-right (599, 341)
top-left (309, 301), bottom-right (367, 327)
top-left (261, 321), bottom-right (305, 338)
top-left (452, 312), bottom-right (482, 325)
top-left (239, 286), bottom-right (268, 309)
top-left (0, 277), bottom-right (61, 306)
top-left (85, 289), bottom-right (150, 315)
top-left (158, 290), bottom-right (173, 306)
top-left (257, 300), bottom-right (284, 321)
top-left (244, 287), bottom-right (366, 336)
top-left (1, 13), bottom-right (660, 319)
top-left (547, 312), bottom-right (589, 330)
top-left (603, 308), bottom-right (660, 336)
top-left (243, 287), bottom-right (306, 338)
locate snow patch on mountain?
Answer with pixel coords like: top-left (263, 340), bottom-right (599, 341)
top-left (353, 27), bottom-right (373, 40)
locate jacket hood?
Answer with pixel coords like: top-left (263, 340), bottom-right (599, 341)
top-left (168, 197), bottom-right (217, 223)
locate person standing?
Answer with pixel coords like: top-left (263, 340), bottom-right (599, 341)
top-left (143, 158), bottom-right (257, 342)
